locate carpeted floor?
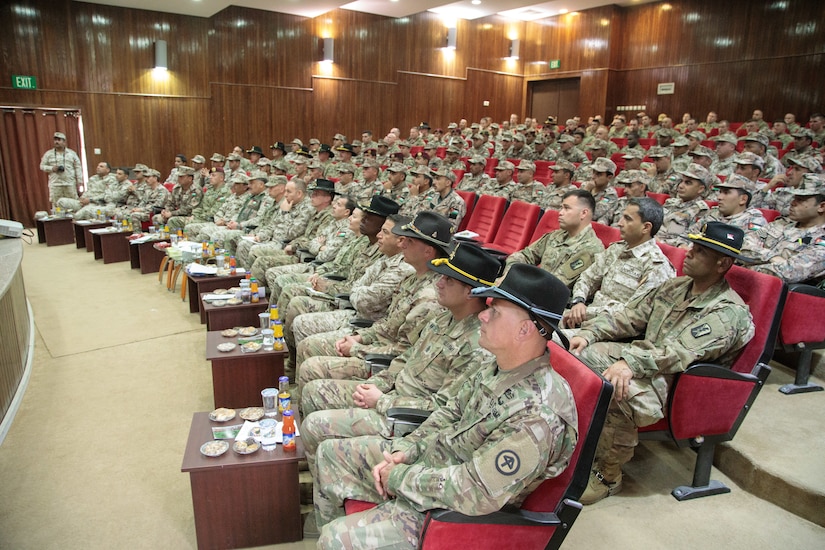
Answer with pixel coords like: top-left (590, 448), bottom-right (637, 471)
top-left (0, 238), bottom-right (822, 549)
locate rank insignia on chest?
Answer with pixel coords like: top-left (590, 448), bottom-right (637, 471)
top-left (691, 323), bottom-right (712, 338)
top-left (570, 258), bottom-right (584, 270)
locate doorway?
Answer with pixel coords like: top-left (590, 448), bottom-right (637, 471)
top-left (528, 78), bottom-right (580, 125)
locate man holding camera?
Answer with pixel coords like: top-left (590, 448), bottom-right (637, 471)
top-left (39, 131), bottom-right (83, 207)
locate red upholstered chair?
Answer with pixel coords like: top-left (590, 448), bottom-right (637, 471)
top-left (729, 122), bottom-right (743, 132)
top-left (346, 341), bottom-right (613, 550)
top-left (610, 137), bottom-right (627, 148)
top-left (163, 182), bottom-right (175, 192)
top-left (639, 266), bottom-right (786, 500)
top-left (534, 160), bottom-right (553, 180)
top-left (455, 190), bottom-right (476, 232)
top-left (615, 186), bottom-right (626, 198)
top-left (701, 140), bottom-right (717, 149)
top-left (757, 208), bottom-right (781, 223)
top-left (529, 209), bottom-right (559, 243)
top-left (707, 128), bottom-right (719, 137)
top-left (657, 241), bottom-right (687, 276)
top-left (482, 200), bottom-right (542, 255)
top-left (410, 146), bottom-right (424, 157)
top-left (776, 284), bottom-right (825, 394)
top-left (591, 222), bottom-right (621, 247)
top-left (646, 192), bottom-right (669, 205)
top-left (436, 147), bottom-right (447, 159)
top-left (452, 170), bottom-right (465, 186)
top-left (610, 152), bottom-right (626, 172)
top-left (705, 200), bottom-right (719, 208)
top-left (460, 194), bottom-right (507, 243)
top-left (638, 138), bottom-right (656, 149)
top-left (483, 157), bottom-right (499, 176)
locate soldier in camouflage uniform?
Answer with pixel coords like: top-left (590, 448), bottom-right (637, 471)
top-left (563, 197), bottom-right (675, 334)
top-left (191, 173), bottom-right (249, 241)
top-left (313, 265), bottom-right (577, 548)
top-left (226, 175), bottom-right (287, 263)
top-left (607, 170), bottom-right (651, 226)
top-left (670, 136), bottom-right (692, 173)
top-left (170, 167), bottom-right (230, 231)
top-left (687, 146), bottom-right (723, 197)
top-left (247, 179), bottom-right (332, 278)
top-left (100, 167), bottom-right (133, 219)
top-left (204, 173), bottom-right (269, 245)
top-left (509, 160), bottom-right (547, 207)
top-left (398, 166), bottom-right (437, 219)
top-left (427, 168), bottom-right (466, 229)
top-left (56, 161), bottom-right (116, 219)
top-left (154, 166), bottom-right (203, 227)
top-left (505, 133), bottom-right (533, 160)
top-left (556, 134), bottom-right (588, 164)
top-left (116, 164), bottom-right (150, 217)
top-left (290, 215), bottom-right (414, 361)
top-left (302, 244), bottom-right (499, 482)
top-left (350, 160), bottom-right (384, 205)
top-left (531, 135), bottom-right (557, 161)
top-left (753, 156), bottom-right (822, 217)
top-left (478, 160), bottom-right (515, 200)
top-left (380, 163), bottom-right (410, 207)
top-left (689, 174), bottom-right (767, 236)
top-left (506, 189), bottom-right (604, 289)
top-left (468, 133), bottom-right (490, 158)
top-left (441, 146), bottom-right (466, 171)
top-left (782, 128), bottom-right (818, 168)
top-left (296, 212), bottom-right (452, 399)
top-left (574, 139), bottom-right (609, 182)
top-left (570, 222), bottom-right (755, 504)
top-left (647, 147), bottom-right (681, 196)
top-left (741, 133), bottom-right (785, 180)
top-left (127, 169), bottom-right (169, 228)
top-left (742, 174), bottom-right (825, 284)
top-left (709, 134), bottom-right (739, 178)
top-left (457, 156), bottom-right (490, 193)
top-left (581, 157), bottom-right (619, 225)
top-left (40, 131), bottom-right (83, 205)
top-left (542, 161), bottom-right (577, 210)
top-left (656, 163), bottom-right (711, 246)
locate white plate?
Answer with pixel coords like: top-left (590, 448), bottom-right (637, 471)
top-left (209, 408), bottom-right (236, 422)
top-left (216, 342), bottom-right (236, 352)
top-left (200, 440), bottom-right (229, 457)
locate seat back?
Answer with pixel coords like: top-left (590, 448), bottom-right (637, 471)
top-left (657, 241), bottom-right (687, 276)
top-left (521, 341), bottom-right (613, 511)
top-left (534, 160), bottom-right (553, 180)
top-left (779, 284), bottom-right (825, 347)
top-left (724, 266), bottom-right (786, 372)
top-left (483, 200), bottom-right (542, 255)
top-left (591, 222), bottom-right (622, 247)
top-left (483, 157), bottom-right (499, 176)
top-left (529, 209), bottom-right (559, 243)
top-left (757, 208), bottom-right (781, 223)
top-left (647, 191), bottom-right (669, 205)
top-left (464, 195), bottom-right (508, 243)
top-left (455, 190), bottom-right (477, 232)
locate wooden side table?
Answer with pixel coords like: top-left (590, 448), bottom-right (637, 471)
top-left (129, 238), bottom-right (170, 274)
top-left (206, 331), bottom-right (285, 408)
top-left (73, 220), bottom-right (109, 249)
top-left (203, 299), bottom-right (269, 331)
top-left (181, 412), bottom-right (304, 549)
top-left (89, 228), bottom-right (131, 264)
top-left (188, 273), bottom-right (245, 314)
top-left (36, 217), bottom-right (74, 246)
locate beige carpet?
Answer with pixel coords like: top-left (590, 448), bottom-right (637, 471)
top-left (0, 239), bottom-right (823, 549)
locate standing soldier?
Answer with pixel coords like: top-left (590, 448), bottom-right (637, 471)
top-left (40, 131), bottom-right (83, 207)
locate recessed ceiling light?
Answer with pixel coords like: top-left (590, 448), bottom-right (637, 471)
top-left (559, 9), bottom-right (568, 14)
top-left (471, 0), bottom-right (481, 4)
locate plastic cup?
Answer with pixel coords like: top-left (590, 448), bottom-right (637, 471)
top-left (259, 312), bottom-right (270, 330)
top-left (261, 388), bottom-right (278, 417)
top-left (262, 329), bottom-right (274, 351)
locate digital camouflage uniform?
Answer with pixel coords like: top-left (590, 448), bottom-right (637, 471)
top-left (306, 217), bottom-right (354, 263)
top-left (557, 147), bottom-right (588, 164)
top-left (760, 154), bottom-right (785, 180)
top-left (297, 271), bottom-right (442, 392)
top-left (40, 146), bottom-right (83, 203)
top-left (381, 183), bottom-right (410, 210)
top-left (505, 144), bottom-right (534, 160)
top-left (190, 191), bottom-right (246, 241)
top-left (477, 179), bottom-right (514, 200)
top-left (510, 182), bottom-right (547, 208)
top-left (541, 183), bottom-right (575, 211)
top-left (102, 179), bottom-right (132, 218)
top-left (241, 199), bottom-right (315, 271)
top-left (231, 197), bottom-right (286, 265)
top-left (710, 156), bottom-right (736, 178)
top-left (457, 172), bottom-right (491, 193)
top-left (206, 191), bottom-right (268, 245)
top-left (168, 181), bottom-right (229, 230)
top-left (399, 188), bottom-right (438, 219)
top-left (303, 312), bottom-right (484, 483)
top-left (290, 252), bottom-right (415, 355)
top-left (248, 206), bottom-right (332, 279)
top-left (689, 207), bottom-right (767, 236)
top-left (564, 239), bottom-right (676, 331)
top-left (154, 182), bottom-right (203, 227)
top-left (592, 186), bottom-right (620, 225)
top-left (742, 219), bottom-right (825, 284)
top-left (56, 173), bottom-right (115, 219)
top-left (314, 352), bottom-right (577, 549)
top-left (347, 180), bottom-right (383, 206)
top-left (506, 225), bottom-right (605, 289)
top-left (649, 169), bottom-right (681, 195)
top-left (752, 187), bottom-right (797, 217)
top-left (426, 189), bottom-right (466, 229)
top-left (128, 185), bottom-right (170, 228)
top-left (671, 153), bottom-right (692, 173)
top-left (656, 197), bottom-right (710, 246)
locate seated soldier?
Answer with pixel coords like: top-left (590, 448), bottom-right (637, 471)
top-left (313, 265), bottom-right (577, 549)
top-left (581, 157), bottom-right (619, 224)
top-left (564, 197), bottom-right (675, 332)
top-left (398, 166), bottom-right (437, 219)
top-left (656, 163), bottom-right (711, 246)
top-left (295, 212), bottom-right (453, 396)
top-left (457, 155), bottom-right (491, 193)
top-left (190, 172), bottom-right (249, 240)
top-left (710, 134), bottom-right (739, 178)
top-left (543, 160), bottom-right (577, 210)
top-left (128, 169), bottom-right (169, 229)
top-left (608, 170), bottom-right (651, 226)
top-left (509, 160), bottom-right (547, 207)
top-left (171, 166), bottom-right (231, 232)
top-left (505, 188), bottom-right (604, 289)
top-left (56, 161), bottom-right (115, 219)
top-left (753, 156), bottom-right (821, 217)
top-left (742, 174), bottom-right (825, 284)
top-left (380, 163), bottom-right (410, 207)
top-left (230, 175), bottom-right (288, 266)
top-left (478, 160), bottom-right (515, 200)
top-left (647, 146), bottom-right (681, 196)
top-left (689, 174), bottom-right (767, 236)
top-left (154, 165), bottom-right (203, 228)
top-left (202, 172), bottom-right (269, 245)
top-left (429, 168), bottom-right (467, 228)
top-left (570, 222), bottom-right (755, 504)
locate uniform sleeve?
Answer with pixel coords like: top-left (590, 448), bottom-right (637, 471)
top-left (506, 232), bottom-right (549, 267)
top-left (40, 151), bottom-right (53, 173)
top-left (751, 249), bottom-right (825, 284)
top-left (577, 285), bottom-right (658, 345)
top-left (388, 415), bottom-right (561, 515)
top-left (389, 389), bottom-right (466, 462)
top-left (279, 203), bottom-right (313, 241)
top-left (570, 246), bottom-right (610, 301)
top-left (349, 261), bottom-right (414, 320)
top-left (315, 226), bottom-right (352, 263)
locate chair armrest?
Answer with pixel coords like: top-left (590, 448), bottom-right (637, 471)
top-left (350, 318), bottom-right (374, 329)
top-left (480, 246), bottom-right (509, 260)
top-left (387, 407), bottom-right (432, 425)
top-left (788, 283), bottom-right (825, 299)
top-left (324, 274), bottom-right (346, 281)
top-left (364, 353), bottom-right (396, 365)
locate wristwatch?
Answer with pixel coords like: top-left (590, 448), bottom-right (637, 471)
top-left (570, 297), bottom-right (586, 306)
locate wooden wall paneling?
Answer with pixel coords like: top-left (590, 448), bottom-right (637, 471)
top-left (464, 69), bottom-right (524, 126)
top-left (314, 10), bottom-right (398, 84)
top-left (310, 77), bottom-right (396, 145)
top-left (395, 72), bottom-right (465, 133)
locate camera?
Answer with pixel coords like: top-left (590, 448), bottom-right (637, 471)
top-left (57, 165), bottom-right (65, 173)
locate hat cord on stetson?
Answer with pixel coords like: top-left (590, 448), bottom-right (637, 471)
top-left (430, 258), bottom-right (494, 286)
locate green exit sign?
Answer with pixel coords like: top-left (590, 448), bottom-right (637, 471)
top-left (548, 60), bottom-right (561, 69)
top-left (12, 75), bottom-right (37, 89)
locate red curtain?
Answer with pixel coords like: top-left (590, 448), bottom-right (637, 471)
top-left (0, 108), bottom-right (83, 228)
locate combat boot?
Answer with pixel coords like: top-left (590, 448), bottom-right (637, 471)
top-left (580, 469), bottom-right (622, 504)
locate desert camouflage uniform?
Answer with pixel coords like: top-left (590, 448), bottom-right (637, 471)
top-left (221, 195), bottom-right (280, 260)
top-left (102, 178), bottom-right (132, 218)
top-left (742, 219), bottom-right (825, 284)
top-left (154, 182), bottom-right (203, 227)
top-left (531, 148), bottom-right (557, 162)
top-left (239, 199), bottom-right (314, 270)
top-left (289, 253), bottom-right (415, 353)
top-left (557, 147), bottom-right (588, 164)
top-left (781, 147), bottom-right (816, 169)
top-left (314, 351), bottom-right (577, 548)
top-left (457, 172), bottom-right (490, 193)
top-left (398, 188), bottom-right (437, 219)
top-left (710, 156), bottom-right (736, 178)
top-left (510, 182), bottom-right (547, 208)
top-left (426, 189), bottom-right (466, 229)
top-left (672, 153), bottom-right (692, 173)
top-left (506, 225), bottom-right (605, 289)
top-left (577, 277), bottom-right (754, 428)
top-left (306, 217), bottom-right (354, 263)
top-left (761, 154), bottom-right (786, 180)
top-left (541, 183), bottom-right (575, 211)
top-left (40, 146), bottom-right (83, 203)
top-left (347, 180), bottom-right (383, 206)
top-left (207, 191), bottom-right (268, 245)
top-left (249, 206), bottom-right (333, 279)
top-left (380, 183), bottom-right (410, 209)
top-left (443, 158), bottom-right (467, 171)
top-left (505, 145), bottom-right (534, 160)
top-left (649, 169), bottom-right (681, 195)
top-left (128, 185), bottom-right (170, 228)
top-left (592, 186), bottom-right (620, 225)
top-left (297, 271), bottom-right (442, 391)
top-left (656, 197), bottom-right (710, 246)
top-left (565, 239), bottom-right (675, 327)
top-left (303, 312), bottom-right (483, 482)
top-left (267, 235), bottom-right (370, 306)
top-left (191, 192), bottom-right (246, 241)
top-left (56, 173), bottom-right (115, 219)
top-left (752, 187), bottom-right (797, 217)
top-left (689, 207), bottom-right (767, 236)
top-left (607, 195), bottom-right (634, 227)
top-left (478, 179), bottom-right (514, 200)
top-left (168, 182), bottom-right (228, 230)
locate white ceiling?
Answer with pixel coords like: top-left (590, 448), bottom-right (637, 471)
top-left (77, 0), bottom-right (659, 21)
